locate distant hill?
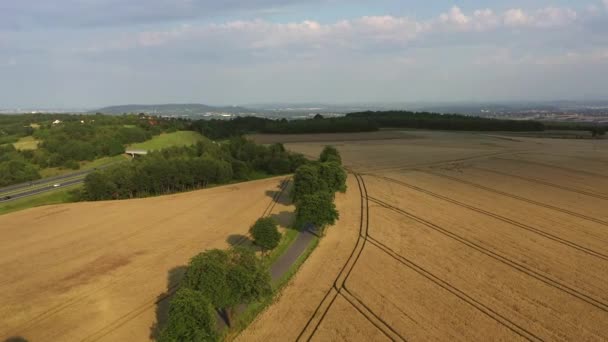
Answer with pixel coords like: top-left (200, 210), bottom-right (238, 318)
top-left (92, 103), bottom-right (255, 115)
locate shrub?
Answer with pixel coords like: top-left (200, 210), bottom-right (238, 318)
top-left (158, 288), bottom-right (218, 342)
top-left (250, 217), bottom-right (281, 253)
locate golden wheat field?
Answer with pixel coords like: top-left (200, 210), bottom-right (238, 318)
top-left (1, 131), bottom-right (607, 341)
top-left (241, 131), bottom-right (608, 341)
top-left (0, 176), bottom-right (293, 342)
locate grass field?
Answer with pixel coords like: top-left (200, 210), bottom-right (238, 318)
top-left (39, 155), bottom-right (127, 178)
top-left (12, 136), bottom-right (39, 150)
top-left (128, 131), bottom-right (205, 151)
top-left (239, 131), bottom-right (608, 341)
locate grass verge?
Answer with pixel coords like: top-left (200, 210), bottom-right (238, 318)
top-left (0, 185), bottom-right (81, 216)
top-left (223, 235), bottom-right (319, 341)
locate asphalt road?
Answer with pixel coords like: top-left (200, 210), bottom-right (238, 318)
top-left (0, 162), bottom-right (119, 203)
top-left (0, 178), bottom-right (86, 203)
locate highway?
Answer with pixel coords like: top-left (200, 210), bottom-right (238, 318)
top-left (0, 162), bottom-right (119, 203)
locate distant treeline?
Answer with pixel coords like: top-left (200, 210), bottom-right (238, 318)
top-left (83, 137), bottom-right (306, 200)
top-left (346, 111), bottom-right (545, 131)
top-left (190, 116), bottom-right (377, 139)
top-left (190, 111), bottom-right (547, 139)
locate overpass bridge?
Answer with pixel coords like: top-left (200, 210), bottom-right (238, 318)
top-left (125, 149), bottom-right (148, 158)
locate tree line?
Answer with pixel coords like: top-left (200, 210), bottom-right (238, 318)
top-left (292, 146), bottom-right (347, 235)
top-left (346, 111), bottom-right (545, 131)
top-left (83, 137), bottom-right (307, 200)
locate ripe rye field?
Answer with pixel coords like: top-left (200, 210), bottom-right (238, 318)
top-left (241, 131), bottom-right (608, 341)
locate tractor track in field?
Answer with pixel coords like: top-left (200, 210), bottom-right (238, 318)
top-left (422, 170), bottom-right (608, 227)
top-left (493, 157), bottom-right (608, 179)
top-left (474, 167), bottom-right (608, 200)
top-left (365, 173), bottom-right (608, 262)
top-left (297, 173), bottom-right (404, 342)
top-left (364, 235), bottom-right (542, 342)
top-left (368, 195), bottom-right (608, 314)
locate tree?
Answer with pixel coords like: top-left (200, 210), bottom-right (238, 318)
top-left (319, 162), bottom-right (347, 193)
top-left (182, 248), bottom-right (272, 327)
top-left (250, 217), bottom-right (282, 253)
top-left (296, 191), bottom-right (339, 234)
top-left (158, 288), bottom-right (218, 342)
top-left (319, 145), bottom-right (342, 164)
top-left (292, 164), bottom-right (326, 202)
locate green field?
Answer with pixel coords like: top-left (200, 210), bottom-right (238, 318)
top-left (39, 155), bottom-right (127, 178)
top-left (13, 136), bottom-right (39, 150)
top-left (128, 131), bottom-right (205, 151)
top-left (0, 185), bottom-right (81, 216)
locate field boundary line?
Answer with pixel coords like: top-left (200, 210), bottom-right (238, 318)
top-left (474, 167), bottom-right (608, 200)
top-left (365, 236), bottom-right (541, 342)
top-left (367, 173), bottom-right (608, 262)
top-left (422, 170), bottom-right (608, 227)
top-left (367, 196), bottom-right (608, 313)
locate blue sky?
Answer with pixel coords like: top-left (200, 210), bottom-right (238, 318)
top-left (1, 0), bottom-right (607, 108)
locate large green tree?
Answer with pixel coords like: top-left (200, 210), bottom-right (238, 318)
top-left (296, 191), bottom-right (339, 234)
top-left (158, 288), bottom-right (218, 342)
top-left (250, 217), bottom-right (282, 253)
top-left (182, 248), bottom-right (271, 327)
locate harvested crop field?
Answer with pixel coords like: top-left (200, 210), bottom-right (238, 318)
top-left (241, 131), bottom-right (608, 341)
top-left (0, 176), bottom-right (293, 342)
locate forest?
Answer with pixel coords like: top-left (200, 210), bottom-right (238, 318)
top-left (0, 114), bottom-right (187, 187)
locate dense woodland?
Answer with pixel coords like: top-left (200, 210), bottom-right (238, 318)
top-left (83, 137), bottom-right (306, 200)
top-left (0, 114), bottom-right (187, 187)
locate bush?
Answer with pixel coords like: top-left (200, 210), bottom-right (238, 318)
top-left (158, 288), bottom-right (218, 342)
top-left (319, 145), bottom-right (342, 165)
top-left (296, 191), bottom-right (339, 234)
top-left (250, 217), bottom-right (282, 253)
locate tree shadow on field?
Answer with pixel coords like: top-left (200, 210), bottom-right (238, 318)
top-left (265, 179), bottom-right (292, 206)
top-left (227, 234), bottom-right (252, 247)
top-left (269, 211), bottom-right (296, 230)
top-left (4, 337), bottom-right (29, 342)
top-left (149, 265), bottom-right (188, 340)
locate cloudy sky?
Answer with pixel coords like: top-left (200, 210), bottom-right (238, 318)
top-left (1, 0), bottom-right (607, 108)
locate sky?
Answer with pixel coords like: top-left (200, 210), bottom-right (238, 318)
top-left (1, 0), bottom-right (607, 108)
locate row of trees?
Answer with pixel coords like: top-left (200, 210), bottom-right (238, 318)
top-left (83, 138), bottom-right (307, 200)
top-left (292, 146), bottom-right (347, 234)
top-left (160, 247), bottom-right (272, 341)
top-left (159, 203), bottom-right (285, 341)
